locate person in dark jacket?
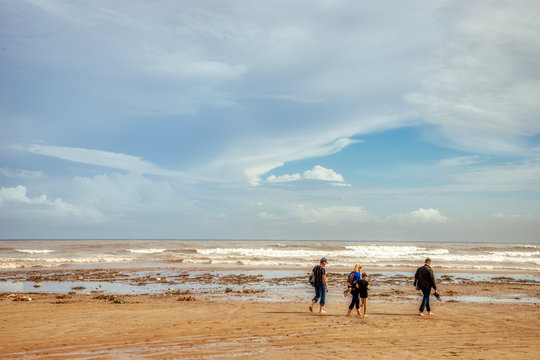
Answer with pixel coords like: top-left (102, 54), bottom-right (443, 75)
top-left (414, 258), bottom-right (438, 316)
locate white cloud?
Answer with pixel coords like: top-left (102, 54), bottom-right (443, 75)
top-left (0, 185), bottom-right (104, 223)
top-left (0, 185), bottom-right (47, 204)
top-left (266, 165), bottom-right (346, 184)
top-left (407, 0), bottom-right (540, 154)
top-left (393, 208), bottom-right (448, 224)
top-left (266, 173), bottom-right (301, 183)
top-left (303, 165), bottom-right (344, 182)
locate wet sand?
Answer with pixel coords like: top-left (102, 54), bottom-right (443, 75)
top-left (1, 287), bottom-right (539, 359)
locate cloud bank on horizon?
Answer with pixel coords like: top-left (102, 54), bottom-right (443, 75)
top-left (0, 0), bottom-right (539, 242)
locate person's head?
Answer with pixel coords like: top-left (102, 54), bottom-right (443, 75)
top-left (320, 257), bottom-right (328, 266)
top-left (361, 272), bottom-right (367, 279)
top-left (353, 263), bottom-right (362, 272)
top-left (425, 258), bottom-right (431, 265)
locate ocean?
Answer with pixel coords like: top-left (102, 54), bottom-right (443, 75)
top-left (1, 240), bottom-right (539, 302)
top-left (1, 239), bottom-right (539, 271)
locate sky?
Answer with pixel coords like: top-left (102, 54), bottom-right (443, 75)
top-left (1, 0), bottom-right (539, 242)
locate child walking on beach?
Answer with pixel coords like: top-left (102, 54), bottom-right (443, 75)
top-left (358, 272), bottom-right (370, 317)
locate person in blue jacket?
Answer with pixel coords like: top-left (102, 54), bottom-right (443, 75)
top-left (346, 263), bottom-right (363, 316)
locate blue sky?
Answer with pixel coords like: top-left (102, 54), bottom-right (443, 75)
top-left (1, 0), bottom-right (539, 242)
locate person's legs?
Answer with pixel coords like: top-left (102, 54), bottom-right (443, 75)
top-left (419, 287), bottom-right (430, 314)
top-left (319, 285), bottom-right (326, 313)
top-left (361, 297), bottom-right (367, 316)
top-left (348, 292), bottom-right (359, 315)
top-left (310, 285), bottom-right (321, 312)
top-left (348, 292), bottom-right (358, 310)
top-left (348, 295), bottom-right (355, 312)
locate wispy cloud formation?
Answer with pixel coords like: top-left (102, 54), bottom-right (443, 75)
top-left (13, 144), bottom-right (187, 178)
top-left (0, 168), bottom-right (44, 179)
top-left (407, 0), bottom-right (540, 154)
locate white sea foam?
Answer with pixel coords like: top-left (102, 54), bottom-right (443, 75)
top-left (192, 244), bottom-right (540, 269)
top-left (16, 249), bottom-right (55, 254)
top-left (343, 245), bottom-right (450, 258)
top-left (195, 245), bottom-right (450, 261)
top-left (0, 256), bottom-right (136, 265)
top-left (128, 248), bottom-right (167, 254)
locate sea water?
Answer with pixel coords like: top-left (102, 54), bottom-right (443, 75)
top-left (0, 239), bottom-right (538, 271)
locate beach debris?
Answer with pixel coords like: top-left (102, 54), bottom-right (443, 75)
top-left (440, 275), bottom-right (455, 282)
top-left (225, 287), bottom-right (233, 293)
top-left (167, 289), bottom-right (192, 295)
top-left (72, 286), bottom-right (86, 290)
top-left (93, 294), bottom-right (137, 304)
top-left (178, 295), bottom-right (197, 301)
top-left (33, 283), bottom-right (41, 288)
top-left (93, 294), bottom-right (120, 302)
top-left (13, 296), bottom-right (32, 301)
top-left (111, 299), bottom-right (138, 304)
top-left (56, 294), bottom-right (72, 299)
top-left (240, 289), bottom-right (264, 294)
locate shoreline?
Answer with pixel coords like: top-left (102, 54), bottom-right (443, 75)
top-left (1, 266), bottom-right (538, 304)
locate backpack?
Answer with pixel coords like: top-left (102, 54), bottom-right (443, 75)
top-left (346, 271), bottom-right (356, 288)
top-left (309, 274), bottom-right (315, 287)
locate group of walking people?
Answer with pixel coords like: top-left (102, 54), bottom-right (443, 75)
top-left (309, 257), bottom-right (438, 317)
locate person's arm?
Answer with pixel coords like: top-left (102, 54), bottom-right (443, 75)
top-left (322, 274), bottom-right (328, 291)
top-left (430, 268), bottom-right (437, 290)
top-left (414, 268), bottom-right (419, 287)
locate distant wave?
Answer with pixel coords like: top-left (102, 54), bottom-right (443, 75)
top-left (16, 249), bottom-right (55, 254)
top-left (0, 256), bottom-right (136, 269)
top-left (128, 248), bottom-right (167, 254)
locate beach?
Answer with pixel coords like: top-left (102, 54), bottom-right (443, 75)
top-left (1, 240), bottom-right (539, 358)
top-left (1, 289), bottom-right (539, 359)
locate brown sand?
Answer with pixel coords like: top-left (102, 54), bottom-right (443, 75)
top-left (1, 292), bottom-right (539, 359)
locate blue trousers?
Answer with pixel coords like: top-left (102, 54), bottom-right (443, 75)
top-left (419, 287), bottom-right (431, 312)
top-left (313, 284), bottom-right (326, 306)
top-left (349, 290), bottom-right (360, 310)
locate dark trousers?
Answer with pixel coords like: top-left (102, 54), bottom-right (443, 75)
top-left (419, 287), bottom-right (431, 312)
top-left (349, 290), bottom-right (360, 310)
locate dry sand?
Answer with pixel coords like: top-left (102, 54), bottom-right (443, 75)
top-left (1, 290), bottom-right (539, 359)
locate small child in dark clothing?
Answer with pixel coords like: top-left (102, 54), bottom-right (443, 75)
top-left (358, 272), bottom-right (370, 317)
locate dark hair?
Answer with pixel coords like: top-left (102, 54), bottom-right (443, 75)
top-left (425, 258), bottom-right (431, 264)
top-left (361, 272), bottom-right (367, 278)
